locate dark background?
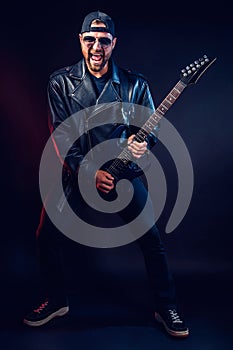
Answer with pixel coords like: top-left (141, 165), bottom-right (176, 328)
top-left (1, 1), bottom-right (233, 349)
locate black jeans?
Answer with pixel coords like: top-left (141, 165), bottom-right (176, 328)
top-left (36, 177), bottom-right (176, 310)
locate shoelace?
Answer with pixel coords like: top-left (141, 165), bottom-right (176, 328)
top-left (33, 301), bottom-right (49, 314)
top-left (168, 309), bottom-right (183, 323)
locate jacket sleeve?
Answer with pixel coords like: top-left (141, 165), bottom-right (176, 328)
top-left (129, 78), bottom-right (160, 150)
top-left (47, 77), bottom-right (98, 180)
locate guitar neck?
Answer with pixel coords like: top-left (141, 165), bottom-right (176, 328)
top-left (134, 80), bottom-right (187, 142)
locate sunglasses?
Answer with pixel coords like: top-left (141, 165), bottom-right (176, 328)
top-left (82, 36), bottom-right (112, 48)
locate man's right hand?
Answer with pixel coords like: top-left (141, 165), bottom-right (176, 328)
top-left (95, 170), bottom-right (115, 193)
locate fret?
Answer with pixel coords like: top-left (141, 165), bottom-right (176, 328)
top-left (139, 129), bottom-right (147, 137)
top-left (154, 111), bottom-right (163, 121)
top-left (166, 96), bottom-right (175, 104)
top-left (173, 88), bottom-right (181, 97)
top-left (157, 109), bottom-right (165, 115)
top-left (162, 99), bottom-right (173, 108)
top-left (136, 130), bottom-right (146, 138)
top-left (143, 122), bottom-right (156, 133)
top-left (170, 92), bottom-right (177, 99)
top-left (137, 130), bottom-right (148, 140)
top-left (145, 121), bottom-right (155, 130)
top-left (176, 81), bottom-right (186, 92)
top-left (138, 129), bottom-right (151, 141)
top-left (158, 104), bottom-right (168, 114)
top-left (150, 112), bottom-right (161, 125)
top-left (148, 117), bottom-right (158, 129)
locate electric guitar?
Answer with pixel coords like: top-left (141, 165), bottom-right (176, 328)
top-left (103, 54), bottom-right (217, 182)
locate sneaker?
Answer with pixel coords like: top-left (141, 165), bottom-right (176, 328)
top-left (23, 298), bottom-right (69, 327)
top-left (154, 308), bottom-right (189, 337)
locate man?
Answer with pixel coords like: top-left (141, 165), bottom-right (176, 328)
top-left (23, 10), bottom-right (189, 338)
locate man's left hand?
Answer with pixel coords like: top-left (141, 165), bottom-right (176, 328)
top-left (127, 134), bottom-right (148, 159)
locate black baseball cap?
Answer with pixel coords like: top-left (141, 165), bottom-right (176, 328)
top-left (80, 10), bottom-right (115, 37)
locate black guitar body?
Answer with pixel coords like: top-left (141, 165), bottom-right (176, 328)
top-left (101, 158), bottom-right (145, 182)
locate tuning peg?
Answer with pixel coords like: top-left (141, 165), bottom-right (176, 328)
top-left (181, 69), bottom-right (186, 73)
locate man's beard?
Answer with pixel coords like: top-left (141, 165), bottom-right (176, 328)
top-left (87, 49), bottom-right (107, 72)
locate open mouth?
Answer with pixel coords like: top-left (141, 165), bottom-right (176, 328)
top-left (90, 53), bottom-right (103, 63)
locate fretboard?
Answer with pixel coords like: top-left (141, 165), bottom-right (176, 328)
top-left (134, 80), bottom-right (186, 142)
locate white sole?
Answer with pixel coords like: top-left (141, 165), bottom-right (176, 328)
top-left (23, 306), bottom-right (69, 327)
top-left (154, 312), bottom-right (189, 337)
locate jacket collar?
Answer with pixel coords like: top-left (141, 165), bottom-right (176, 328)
top-left (69, 58), bottom-right (121, 109)
top-left (69, 58), bottom-right (120, 84)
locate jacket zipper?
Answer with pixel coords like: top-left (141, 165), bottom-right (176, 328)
top-left (85, 117), bottom-right (94, 160)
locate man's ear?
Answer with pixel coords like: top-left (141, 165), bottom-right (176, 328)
top-left (78, 34), bottom-right (82, 44)
top-left (112, 37), bottom-right (117, 49)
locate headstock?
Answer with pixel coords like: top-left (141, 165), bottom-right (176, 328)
top-left (180, 55), bottom-right (217, 85)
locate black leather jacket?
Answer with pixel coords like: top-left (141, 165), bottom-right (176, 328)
top-left (47, 58), bottom-right (158, 181)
